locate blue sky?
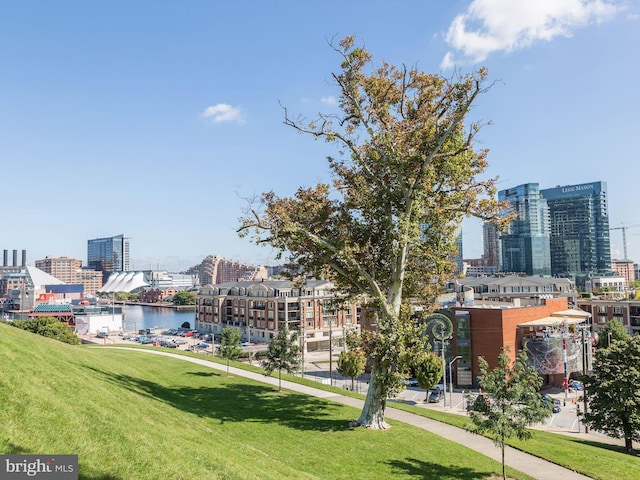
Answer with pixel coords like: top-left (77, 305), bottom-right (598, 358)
top-left (1, 0), bottom-right (638, 272)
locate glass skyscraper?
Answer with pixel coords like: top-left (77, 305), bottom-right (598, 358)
top-left (498, 183), bottom-right (551, 276)
top-left (87, 234), bottom-right (130, 276)
top-left (540, 181), bottom-right (611, 279)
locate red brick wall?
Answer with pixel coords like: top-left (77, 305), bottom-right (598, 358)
top-left (454, 297), bottom-right (568, 384)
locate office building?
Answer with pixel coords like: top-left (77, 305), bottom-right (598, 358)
top-left (35, 256), bottom-right (103, 297)
top-left (611, 259), bottom-right (636, 285)
top-left (498, 183), bottom-right (551, 276)
top-left (35, 257), bottom-right (82, 284)
top-left (87, 234), bottom-right (130, 279)
top-left (540, 181), bottom-right (611, 280)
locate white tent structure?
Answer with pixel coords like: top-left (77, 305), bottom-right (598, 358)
top-left (98, 271), bottom-right (149, 293)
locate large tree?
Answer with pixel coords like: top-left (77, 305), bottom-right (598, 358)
top-left (467, 349), bottom-right (550, 480)
top-left (582, 335), bottom-right (640, 454)
top-left (239, 36), bottom-right (505, 428)
top-left (172, 291), bottom-right (195, 305)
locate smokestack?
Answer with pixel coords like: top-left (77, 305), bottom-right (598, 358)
top-left (12, 249), bottom-right (17, 267)
top-left (3, 250), bottom-right (7, 267)
top-left (22, 250), bottom-right (26, 267)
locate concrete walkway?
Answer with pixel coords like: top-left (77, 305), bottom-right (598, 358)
top-left (107, 347), bottom-right (593, 480)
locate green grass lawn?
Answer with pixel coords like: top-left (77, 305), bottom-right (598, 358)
top-left (96, 340), bottom-right (640, 479)
top-left (4, 328), bottom-right (640, 480)
top-left (1, 324), bottom-right (532, 480)
top-left (138, 345), bottom-right (640, 480)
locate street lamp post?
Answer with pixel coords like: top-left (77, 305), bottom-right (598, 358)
top-left (329, 324), bottom-right (333, 385)
top-left (441, 339), bottom-right (446, 406)
top-left (449, 356), bottom-right (462, 409)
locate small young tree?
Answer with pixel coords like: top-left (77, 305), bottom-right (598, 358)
top-left (414, 351), bottom-right (443, 402)
top-left (262, 325), bottom-right (301, 391)
top-left (219, 327), bottom-right (243, 375)
top-left (467, 348), bottom-right (550, 480)
top-left (181, 321), bottom-right (191, 329)
top-left (582, 335), bottom-right (640, 454)
top-left (337, 349), bottom-right (366, 391)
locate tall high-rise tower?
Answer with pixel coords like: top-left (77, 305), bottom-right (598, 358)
top-left (498, 183), bottom-right (551, 276)
top-left (540, 181), bottom-right (611, 279)
top-left (87, 234), bottom-right (130, 279)
top-left (482, 222), bottom-right (499, 268)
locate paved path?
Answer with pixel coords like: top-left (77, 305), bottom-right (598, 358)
top-left (106, 347), bottom-right (593, 480)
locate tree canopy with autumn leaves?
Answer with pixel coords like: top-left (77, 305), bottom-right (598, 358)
top-left (239, 36), bottom-right (506, 429)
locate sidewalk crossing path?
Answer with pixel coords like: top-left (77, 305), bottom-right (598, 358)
top-left (108, 347), bottom-right (594, 480)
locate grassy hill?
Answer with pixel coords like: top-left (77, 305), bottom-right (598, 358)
top-left (0, 323), bottom-right (536, 480)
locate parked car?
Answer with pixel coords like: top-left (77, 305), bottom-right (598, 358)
top-left (181, 330), bottom-right (195, 337)
top-left (552, 405), bottom-right (561, 414)
top-left (428, 389), bottom-right (441, 403)
top-left (569, 380), bottom-right (584, 391)
top-left (96, 331), bottom-right (109, 338)
top-left (160, 339), bottom-right (178, 348)
top-left (406, 378), bottom-right (420, 387)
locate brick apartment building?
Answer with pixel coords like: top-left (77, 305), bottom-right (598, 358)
top-left (195, 279), bottom-right (360, 352)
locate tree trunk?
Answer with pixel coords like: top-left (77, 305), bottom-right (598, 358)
top-left (624, 422), bottom-right (634, 454)
top-left (356, 362), bottom-right (389, 429)
top-left (501, 433), bottom-right (506, 480)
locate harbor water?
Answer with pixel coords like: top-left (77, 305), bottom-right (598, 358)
top-left (122, 305), bottom-right (196, 333)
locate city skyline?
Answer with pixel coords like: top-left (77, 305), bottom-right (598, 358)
top-left (2, 1), bottom-right (638, 272)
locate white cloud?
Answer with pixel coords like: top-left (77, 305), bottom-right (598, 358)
top-left (201, 103), bottom-right (245, 124)
top-left (441, 0), bottom-right (621, 68)
top-left (320, 95), bottom-right (337, 106)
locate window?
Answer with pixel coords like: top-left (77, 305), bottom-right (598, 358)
top-left (598, 316), bottom-right (607, 324)
top-left (613, 306), bottom-right (622, 314)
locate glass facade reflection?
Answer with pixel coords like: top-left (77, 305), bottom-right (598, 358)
top-left (498, 183), bottom-right (551, 276)
top-left (87, 234), bottom-right (130, 274)
top-left (540, 182), bottom-right (611, 279)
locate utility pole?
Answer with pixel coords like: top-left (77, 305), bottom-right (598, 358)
top-left (581, 327), bottom-right (589, 433)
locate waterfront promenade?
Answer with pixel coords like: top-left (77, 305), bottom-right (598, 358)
top-left (113, 300), bottom-right (195, 311)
